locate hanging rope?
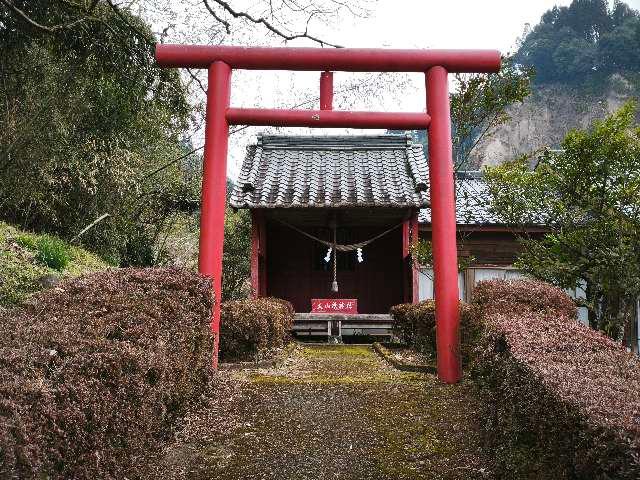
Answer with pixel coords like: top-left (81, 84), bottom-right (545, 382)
top-left (331, 223), bottom-right (338, 292)
top-left (274, 218), bottom-right (403, 252)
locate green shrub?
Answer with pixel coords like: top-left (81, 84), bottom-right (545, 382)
top-left (220, 297), bottom-right (294, 361)
top-left (0, 222), bottom-right (108, 307)
top-left (389, 301), bottom-right (474, 360)
top-left (0, 268), bottom-right (215, 479)
top-left (471, 279), bottom-right (640, 479)
top-left (34, 235), bottom-right (70, 271)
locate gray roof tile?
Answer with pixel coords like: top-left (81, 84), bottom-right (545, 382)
top-left (230, 134), bottom-right (429, 209)
top-left (419, 171), bottom-right (502, 225)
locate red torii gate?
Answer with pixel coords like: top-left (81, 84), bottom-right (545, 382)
top-left (155, 44), bottom-right (501, 383)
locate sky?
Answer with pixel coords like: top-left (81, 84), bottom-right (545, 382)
top-left (150, 0), bottom-right (640, 179)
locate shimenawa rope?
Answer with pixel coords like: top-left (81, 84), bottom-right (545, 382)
top-left (274, 219), bottom-right (403, 252)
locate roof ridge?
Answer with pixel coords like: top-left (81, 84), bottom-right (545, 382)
top-left (256, 133), bottom-right (413, 150)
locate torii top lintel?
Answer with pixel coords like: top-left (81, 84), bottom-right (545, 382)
top-left (155, 44), bottom-right (501, 73)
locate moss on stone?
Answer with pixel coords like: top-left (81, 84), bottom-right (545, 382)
top-left (145, 344), bottom-right (493, 479)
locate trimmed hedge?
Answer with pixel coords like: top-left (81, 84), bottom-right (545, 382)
top-left (0, 268), bottom-right (215, 479)
top-left (471, 278), bottom-right (577, 318)
top-left (220, 297), bottom-right (294, 361)
top-left (471, 279), bottom-right (640, 479)
top-left (389, 300), bottom-right (474, 359)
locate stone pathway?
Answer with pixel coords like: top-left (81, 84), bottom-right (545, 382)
top-left (144, 344), bottom-right (491, 480)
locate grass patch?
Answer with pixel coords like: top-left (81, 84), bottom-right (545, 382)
top-left (34, 235), bottom-right (70, 270)
top-left (0, 222), bottom-right (108, 307)
top-left (299, 345), bottom-right (374, 358)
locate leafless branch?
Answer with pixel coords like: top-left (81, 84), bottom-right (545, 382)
top-left (104, 0), bottom-right (153, 44)
top-left (202, 0), bottom-right (343, 47)
top-left (186, 68), bottom-right (207, 94)
top-left (202, 0), bottom-right (231, 33)
top-left (138, 75), bottom-right (384, 182)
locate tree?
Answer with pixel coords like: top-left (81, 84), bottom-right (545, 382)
top-left (394, 56), bottom-right (533, 171)
top-left (515, 0), bottom-right (640, 86)
top-left (449, 56), bottom-right (533, 170)
top-left (221, 208), bottom-right (251, 301)
top-left (0, 0), bottom-right (197, 264)
top-left (484, 102), bottom-right (640, 339)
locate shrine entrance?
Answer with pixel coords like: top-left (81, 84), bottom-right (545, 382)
top-left (155, 44), bottom-right (501, 383)
top-left (267, 221), bottom-right (404, 314)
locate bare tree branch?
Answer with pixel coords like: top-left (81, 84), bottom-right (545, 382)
top-left (201, 0), bottom-right (231, 33)
top-left (185, 68), bottom-right (207, 94)
top-left (202, 0), bottom-right (343, 47)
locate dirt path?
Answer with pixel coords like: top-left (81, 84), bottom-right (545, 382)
top-left (145, 345), bottom-right (491, 480)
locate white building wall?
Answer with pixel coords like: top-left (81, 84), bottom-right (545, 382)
top-left (418, 269), bottom-right (464, 301)
top-left (418, 267), bottom-right (589, 324)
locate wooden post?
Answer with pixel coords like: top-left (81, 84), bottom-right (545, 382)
top-left (427, 66), bottom-right (461, 383)
top-left (258, 214), bottom-right (267, 297)
top-left (199, 61), bottom-right (231, 370)
top-left (410, 209), bottom-right (419, 303)
top-left (402, 217), bottom-right (411, 303)
top-left (250, 210), bottom-right (261, 298)
top-left (250, 210), bottom-right (267, 298)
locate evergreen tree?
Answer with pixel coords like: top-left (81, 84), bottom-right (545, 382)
top-left (515, 0), bottom-right (640, 85)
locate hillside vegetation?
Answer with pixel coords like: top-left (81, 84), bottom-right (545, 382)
top-left (0, 222), bottom-right (108, 308)
top-left (0, 2), bottom-right (198, 266)
top-left (516, 0), bottom-right (640, 88)
top-left (471, 0), bottom-right (640, 166)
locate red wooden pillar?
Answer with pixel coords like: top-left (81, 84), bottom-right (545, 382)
top-left (258, 215), bottom-right (267, 296)
top-left (250, 210), bottom-right (267, 298)
top-left (426, 66), bottom-right (461, 384)
top-left (199, 61), bottom-right (232, 370)
top-left (410, 209), bottom-right (420, 304)
top-left (320, 71), bottom-right (333, 110)
top-left (402, 217), bottom-right (411, 303)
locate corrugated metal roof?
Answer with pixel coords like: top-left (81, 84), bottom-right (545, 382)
top-left (229, 134), bottom-right (429, 209)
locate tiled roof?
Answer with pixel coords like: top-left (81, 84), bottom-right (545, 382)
top-left (230, 134), bottom-right (429, 209)
top-left (419, 171), bottom-right (501, 225)
top-left (419, 170), bottom-right (549, 226)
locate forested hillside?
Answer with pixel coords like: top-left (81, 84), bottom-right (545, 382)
top-left (472, 0), bottom-right (640, 166)
top-left (515, 0), bottom-right (640, 87)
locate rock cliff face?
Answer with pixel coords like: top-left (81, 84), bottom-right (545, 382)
top-left (472, 75), bottom-right (637, 167)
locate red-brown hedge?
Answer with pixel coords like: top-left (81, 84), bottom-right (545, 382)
top-left (219, 297), bottom-right (294, 361)
top-left (471, 278), bottom-right (577, 318)
top-left (0, 268), bottom-right (215, 479)
top-left (471, 279), bottom-right (640, 479)
top-left (389, 300), bottom-right (474, 359)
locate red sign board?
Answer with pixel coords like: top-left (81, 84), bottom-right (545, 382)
top-left (311, 299), bottom-right (357, 314)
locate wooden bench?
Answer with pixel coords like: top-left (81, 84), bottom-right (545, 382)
top-left (292, 313), bottom-right (393, 339)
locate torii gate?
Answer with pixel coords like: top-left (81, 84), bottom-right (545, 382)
top-left (155, 44), bottom-right (501, 383)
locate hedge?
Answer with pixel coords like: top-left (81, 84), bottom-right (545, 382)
top-left (220, 297), bottom-right (294, 361)
top-left (0, 268), bottom-right (215, 479)
top-left (389, 300), bottom-right (474, 360)
top-left (470, 279), bottom-right (640, 479)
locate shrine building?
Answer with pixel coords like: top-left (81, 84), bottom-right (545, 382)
top-left (229, 133), bottom-right (539, 337)
top-left (230, 134), bottom-right (427, 317)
